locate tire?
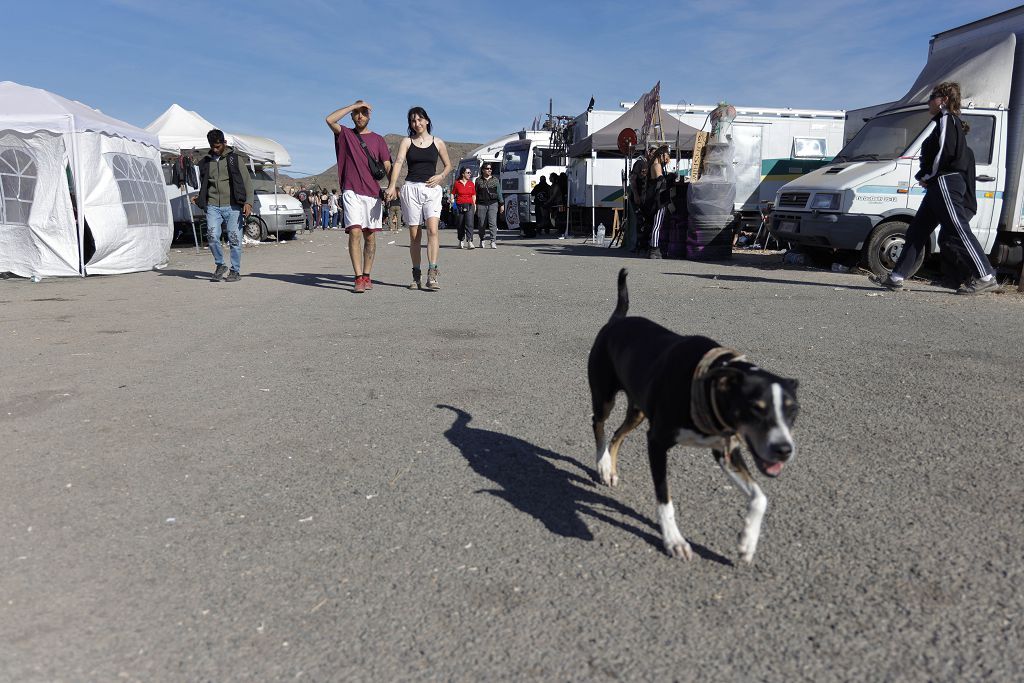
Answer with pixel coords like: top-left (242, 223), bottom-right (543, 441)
top-left (244, 215), bottom-right (267, 242)
top-left (864, 220), bottom-right (923, 277)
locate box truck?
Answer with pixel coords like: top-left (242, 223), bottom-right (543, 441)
top-left (772, 7), bottom-right (1024, 277)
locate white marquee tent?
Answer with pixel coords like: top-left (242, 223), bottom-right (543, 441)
top-left (145, 104), bottom-right (276, 161)
top-left (0, 81), bottom-right (172, 278)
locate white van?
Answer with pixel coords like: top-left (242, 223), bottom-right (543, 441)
top-left (773, 8), bottom-right (1024, 276)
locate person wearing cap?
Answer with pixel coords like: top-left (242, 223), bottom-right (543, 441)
top-left (194, 129), bottom-right (253, 282)
top-left (326, 100), bottom-right (393, 293)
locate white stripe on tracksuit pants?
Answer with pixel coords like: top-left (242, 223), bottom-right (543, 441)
top-left (891, 172), bottom-right (993, 281)
top-left (649, 207), bottom-right (666, 253)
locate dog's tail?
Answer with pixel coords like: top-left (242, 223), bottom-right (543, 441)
top-left (612, 268), bottom-right (629, 319)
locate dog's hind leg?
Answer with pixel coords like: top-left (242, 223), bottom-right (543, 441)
top-left (599, 404), bottom-right (644, 487)
top-left (714, 445), bottom-right (767, 564)
top-left (591, 394), bottom-right (616, 484)
top-left (649, 434), bottom-right (692, 560)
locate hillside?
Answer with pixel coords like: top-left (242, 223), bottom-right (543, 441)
top-left (283, 134), bottom-right (482, 190)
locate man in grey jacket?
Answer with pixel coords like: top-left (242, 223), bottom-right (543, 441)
top-left (195, 129), bottom-right (254, 282)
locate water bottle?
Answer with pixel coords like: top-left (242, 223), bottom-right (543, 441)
top-left (596, 222), bottom-right (606, 247)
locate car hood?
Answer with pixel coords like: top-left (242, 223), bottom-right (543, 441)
top-left (782, 160), bottom-right (899, 191)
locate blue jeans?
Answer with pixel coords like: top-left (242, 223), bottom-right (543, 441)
top-left (206, 204), bottom-right (243, 273)
top-left (321, 206), bottom-right (331, 229)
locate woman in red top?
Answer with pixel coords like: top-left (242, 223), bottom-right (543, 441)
top-left (451, 167), bottom-right (476, 249)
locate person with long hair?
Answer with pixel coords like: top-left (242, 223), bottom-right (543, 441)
top-left (451, 166), bottom-right (476, 249)
top-left (646, 145), bottom-right (671, 259)
top-left (872, 82), bottom-right (999, 294)
top-left (385, 107), bottom-right (453, 290)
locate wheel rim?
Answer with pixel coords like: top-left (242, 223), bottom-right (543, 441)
top-left (244, 217), bottom-right (262, 241)
top-left (877, 234), bottom-right (905, 270)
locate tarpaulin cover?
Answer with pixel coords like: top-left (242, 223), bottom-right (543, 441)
top-left (568, 101), bottom-right (701, 157)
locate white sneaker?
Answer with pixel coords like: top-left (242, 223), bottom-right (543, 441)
top-left (467, 240), bottom-right (476, 250)
top-left (489, 240), bottom-right (497, 249)
top-left (459, 240), bottom-right (466, 250)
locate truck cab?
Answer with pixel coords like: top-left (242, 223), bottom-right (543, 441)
top-left (772, 105), bottom-right (1004, 275)
top-left (499, 132), bottom-right (566, 236)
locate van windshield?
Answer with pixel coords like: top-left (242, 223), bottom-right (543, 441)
top-left (834, 109), bottom-right (934, 162)
top-left (502, 142), bottom-right (531, 172)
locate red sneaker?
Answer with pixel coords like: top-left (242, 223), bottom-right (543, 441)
top-left (363, 275), bottom-right (373, 291)
top-left (353, 275), bottom-right (366, 293)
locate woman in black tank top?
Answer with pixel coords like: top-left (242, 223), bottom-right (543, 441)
top-left (385, 106), bottom-right (454, 291)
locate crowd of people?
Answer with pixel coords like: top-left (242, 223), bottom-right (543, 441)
top-left (200, 80), bottom-right (999, 296)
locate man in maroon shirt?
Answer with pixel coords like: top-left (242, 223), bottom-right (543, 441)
top-left (325, 100), bottom-right (393, 293)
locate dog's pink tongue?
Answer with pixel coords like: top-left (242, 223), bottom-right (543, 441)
top-left (765, 461), bottom-right (784, 476)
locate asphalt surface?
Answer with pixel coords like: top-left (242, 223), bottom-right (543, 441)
top-left (2, 229), bottom-right (1023, 681)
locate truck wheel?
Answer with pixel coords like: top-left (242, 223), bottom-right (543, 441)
top-left (244, 215), bottom-right (267, 242)
top-left (864, 220), bottom-right (922, 277)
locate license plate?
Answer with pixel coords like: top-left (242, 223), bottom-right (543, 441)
top-left (778, 220), bottom-right (797, 233)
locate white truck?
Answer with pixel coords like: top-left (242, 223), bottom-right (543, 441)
top-left (772, 7), bottom-right (1024, 277)
top-left (564, 109), bottom-right (636, 213)
top-left (499, 129), bottom-right (572, 236)
top-left (456, 133), bottom-right (520, 179)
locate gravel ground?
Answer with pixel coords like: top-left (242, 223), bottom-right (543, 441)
top-left (2, 231), bottom-right (1023, 681)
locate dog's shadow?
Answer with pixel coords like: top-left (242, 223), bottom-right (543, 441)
top-left (437, 404), bottom-right (732, 565)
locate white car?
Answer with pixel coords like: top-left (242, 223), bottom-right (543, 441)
top-left (248, 190), bottom-right (305, 241)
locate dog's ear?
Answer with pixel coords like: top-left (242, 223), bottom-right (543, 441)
top-left (708, 366), bottom-right (744, 391)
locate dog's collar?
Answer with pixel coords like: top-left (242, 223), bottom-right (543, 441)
top-left (691, 347), bottom-right (745, 438)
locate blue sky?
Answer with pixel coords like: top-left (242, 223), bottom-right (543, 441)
top-left (6, 0), bottom-right (1020, 177)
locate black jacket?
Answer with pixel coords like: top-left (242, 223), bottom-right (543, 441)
top-left (916, 111), bottom-right (977, 215)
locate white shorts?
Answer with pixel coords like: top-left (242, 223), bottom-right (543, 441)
top-left (400, 182), bottom-right (442, 226)
top-left (342, 190), bottom-right (383, 232)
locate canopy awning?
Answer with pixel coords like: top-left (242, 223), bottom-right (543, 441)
top-left (0, 81), bottom-right (158, 146)
top-left (568, 101), bottom-right (701, 157)
top-left (145, 104), bottom-right (276, 161)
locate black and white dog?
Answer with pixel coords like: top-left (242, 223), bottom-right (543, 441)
top-left (587, 269), bottom-right (799, 563)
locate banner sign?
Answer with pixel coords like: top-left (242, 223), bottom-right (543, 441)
top-left (638, 81), bottom-right (661, 148)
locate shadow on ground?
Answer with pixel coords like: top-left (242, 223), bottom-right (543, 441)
top-left (437, 403), bottom-right (732, 565)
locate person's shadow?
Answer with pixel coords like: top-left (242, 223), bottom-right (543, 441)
top-left (437, 404), bottom-right (731, 564)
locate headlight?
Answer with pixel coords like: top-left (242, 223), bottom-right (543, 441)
top-left (811, 193), bottom-right (840, 210)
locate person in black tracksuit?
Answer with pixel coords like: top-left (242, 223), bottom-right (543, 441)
top-left (874, 81), bottom-right (999, 295)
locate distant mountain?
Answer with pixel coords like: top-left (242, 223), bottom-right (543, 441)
top-left (281, 134), bottom-right (482, 190)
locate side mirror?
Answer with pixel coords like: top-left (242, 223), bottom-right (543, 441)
top-left (532, 155), bottom-right (544, 172)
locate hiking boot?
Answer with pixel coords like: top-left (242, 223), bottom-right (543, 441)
top-left (212, 264), bottom-right (228, 281)
top-left (224, 270), bottom-right (241, 282)
top-left (363, 275), bottom-right (373, 291)
top-left (956, 277), bottom-right (1001, 295)
top-left (426, 266), bottom-right (440, 290)
top-left (869, 273), bottom-right (903, 291)
top-left (408, 267), bottom-right (423, 290)
top-left (353, 275), bottom-right (366, 293)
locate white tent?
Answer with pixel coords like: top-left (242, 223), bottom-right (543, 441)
top-left (232, 133), bottom-right (291, 166)
top-left (0, 81), bottom-right (172, 278)
top-left (145, 104), bottom-right (275, 161)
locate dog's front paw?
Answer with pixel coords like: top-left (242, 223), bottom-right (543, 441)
top-left (664, 539), bottom-right (693, 561)
top-left (595, 449), bottom-right (617, 486)
top-left (738, 530), bottom-right (758, 564)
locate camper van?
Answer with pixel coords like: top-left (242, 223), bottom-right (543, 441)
top-left (772, 7), bottom-right (1024, 277)
top-left (456, 132), bottom-right (520, 179)
top-left (499, 130), bottom-right (569, 236)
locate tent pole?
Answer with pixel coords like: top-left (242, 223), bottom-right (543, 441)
top-left (274, 161), bottom-right (280, 244)
top-left (185, 151), bottom-right (199, 253)
top-left (69, 115), bottom-right (86, 277)
top-left (591, 150), bottom-right (596, 241)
